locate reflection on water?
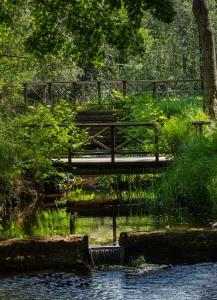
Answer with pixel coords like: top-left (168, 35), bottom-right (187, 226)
top-left (0, 263), bottom-right (217, 299)
top-left (0, 206), bottom-right (204, 245)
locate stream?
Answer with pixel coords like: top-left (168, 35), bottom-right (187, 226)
top-left (0, 176), bottom-right (214, 299)
top-left (0, 263), bottom-right (217, 299)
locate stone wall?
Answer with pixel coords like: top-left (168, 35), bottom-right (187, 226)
top-left (0, 235), bottom-right (91, 273)
top-left (119, 229), bottom-right (217, 265)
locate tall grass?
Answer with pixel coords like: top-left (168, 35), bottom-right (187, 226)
top-left (154, 95), bottom-right (204, 119)
top-left (153, 123), bottom-right (217, 218)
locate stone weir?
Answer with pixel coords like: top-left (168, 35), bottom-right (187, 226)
top-left (0, 235), bottom-right (91, 273)
top-left (119, 229), bottom-right (217, 265)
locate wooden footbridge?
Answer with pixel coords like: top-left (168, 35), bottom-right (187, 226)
top-left (51, 121), bottom-right (208, 175)
top-left (6, 78), bottom-right (204, 175)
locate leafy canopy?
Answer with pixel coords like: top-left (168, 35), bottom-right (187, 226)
top-left (1, 0), bottom-right (175, 61)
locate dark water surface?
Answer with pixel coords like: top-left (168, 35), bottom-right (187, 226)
top-left (0, 263), bottom-right (217, 299)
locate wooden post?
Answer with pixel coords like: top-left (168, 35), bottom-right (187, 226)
top-left (164, 83), bottom-right (168, 96)
top-left (154, 126), bottom-right (159, 162)
top-left (72, 82), bottom-right (77, 107)
top-left (23, 83), bottom-right (28, 103)
top-left (68, 147), bottom-right (72, 164)
top-left (97, 81), bottom-right (102, 108)
top-left (70, 213), bottom-right (76, 234)
top-left (198, 123), bottom-right (203, 135)
top-left (47, 82), bottom-right (52, 104)
top-left (81, 83), bottom-right (86, 103)
top-left (122, 80), bottom-right (127, 98)
top-left (68, 130), bottom-right (72, 164)
top-left (42, 84), bottom-right (47, 103)
top-left (153, 83), bottom-right (157, 97)
top-left (111, 125), bottom-right (115, 163)
top-left (113, 214), bottom-right (117, 245)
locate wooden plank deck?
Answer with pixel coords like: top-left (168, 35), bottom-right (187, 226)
top-left (52, 156), bottom-right (171, 175)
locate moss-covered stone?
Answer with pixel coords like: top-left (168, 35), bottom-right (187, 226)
top-left (119, 229), bottom-right (217, 264)
top-left (0, 235), bottom-right (91, 273)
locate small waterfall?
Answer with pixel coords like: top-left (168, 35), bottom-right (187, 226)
top-left (89, 246), bottom-right (124, 266)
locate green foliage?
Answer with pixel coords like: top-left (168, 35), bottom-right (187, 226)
top-left (14, 100), bottom-right (87, 182)
top-left (0, 100), bottom-right (87, 194)
top-left (156, 95), bottom-right (204, 118)
top-left (0, 0), bottom-right (205, 84)
top-left (161, 117), bottom-right (192, 153)
top-left (18, 101), bottom-right (81, 156)
top-left (153, 124), bottom-right (217, 217)
top-left (0, 0), bottom-right (175, 73)
top-left (0, 118), bottom-right (29, 200)
top-left (124, 94), bottom-right (166, 122)
top-left (67, 189), bottom-right (95, 202)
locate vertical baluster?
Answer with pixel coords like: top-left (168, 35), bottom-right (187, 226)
top-left (72, 82), bottom-right (77, 108)
top-left (113, 214), bottom-right (117, 245)
top-left (23, 83), bottom-right (28, 103)
top-left (154, 125), bottom-right (159, 162)
top-left (42, 84), bottom-right (47, 103)
top-left (199, 123), bottom-right (203, 135)
top-left (47, 82), bottom-right (52, 104)
top-left (111, 125), bottom-right (115, 163)
top-left (68, 130), bottom-right (72, 164)
top-left (97, 81), bottom-right (102, 108)
top-left (153, 82), bottom-right (157, 97)
top-left (70, 213), bottom-right (76, 234)
top-left (122, 80), bottom-right (127, 98)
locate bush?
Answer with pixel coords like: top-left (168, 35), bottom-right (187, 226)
top-left (0, 100), bottom-right (87, 196)
top-left (14, 100), bottom-right (87, 183)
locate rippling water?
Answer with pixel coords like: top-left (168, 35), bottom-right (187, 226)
top-left (1, 263), bottom-right (217, 300)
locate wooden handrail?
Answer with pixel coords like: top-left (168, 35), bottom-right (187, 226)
top-left (2, 79), bottom-right (202, 109)
top-left (18, 120), bottom-right (211, 128)
top-left (2, 79), bottom-right (202, 86)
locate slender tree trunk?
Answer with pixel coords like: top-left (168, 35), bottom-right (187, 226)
top-left (193, 0), bottom-right (217, 117)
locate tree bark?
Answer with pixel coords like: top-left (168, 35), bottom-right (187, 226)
top-left (193, 0), bottom-right (217, 117)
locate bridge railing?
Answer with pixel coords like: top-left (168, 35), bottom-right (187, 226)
top-left (20, 120), bottom-right (210, 164)
top-left (67, 121), bottom-right (210, 163)
top-left (68, 122), bottom-right (160, 163)
top-left (1, 79), bottom-right (202, 110)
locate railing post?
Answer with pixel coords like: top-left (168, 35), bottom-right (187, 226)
top-left (111, 125), bottom-right (115, 163)
top-left (68, 147), bottom-right (72, 164)
top-left (42, 84), bottom-right (47, 103)
top-left (97, 81), bottom-right (102, 108)
top-left (72, 82), bottom-right (77, 107)
top-left (47, 82), bottom-right (52, 104)
top-left (153, 83), bottom-right (157, 97)
top-left (70, 213), bottom-right (76, 234)
top-left (23, 83), bottom-right (28, 103)
top-left (154, 125), bottom-right (159, 162)
top-left (113, 214), bottom-right (117, 245)
top-left (199, 123), bottom-right (203, 135)
top-left (122, 80), bottom-right (127, 98)
top-left (68, 130), bottom-right (72, 164)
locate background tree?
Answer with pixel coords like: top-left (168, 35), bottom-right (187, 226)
top-left (1, 0), bottom-right (174, 80)
top-left (193, 0), bottom-right (217, 117)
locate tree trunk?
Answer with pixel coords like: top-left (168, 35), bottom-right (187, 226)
top-left (193, 0), bottom-right (217, 117)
